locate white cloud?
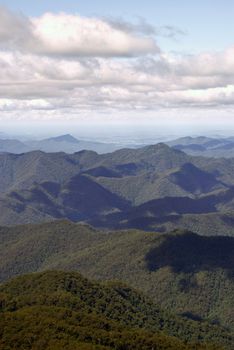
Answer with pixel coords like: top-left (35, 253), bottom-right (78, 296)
top-left (0, 6), bottom-right (234, 122)
top-left (0, 7), bottom-right (33, 51)
top-left (0, 7), bottom-right (158, 57)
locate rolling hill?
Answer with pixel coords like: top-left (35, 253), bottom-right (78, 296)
top-left (0, 221), bottom-right (233, 336)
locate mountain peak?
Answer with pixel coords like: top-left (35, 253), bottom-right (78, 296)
top-left (143, 143), bottom-right (179, 154)
top-left (45, 134), bottom-right (79, 144)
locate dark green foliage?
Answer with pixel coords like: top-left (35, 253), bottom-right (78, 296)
top-left (0, 221), bottom-right (233, 342)
top-left (0, 271), bottom-right (228, 349)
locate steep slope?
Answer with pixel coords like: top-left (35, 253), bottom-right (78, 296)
top-left (111, 210), bottom-right (234, 236)
top-left (0, 175), bottom-right (233, 231)
top-left (91, 187), bottom-right (234, 233)
top-left (0, 174), bottom-right (130, 225)
top-left (168, 163), bottom-right (226, 194)
top-left (0, 221), bottom-right (233, 333)
top-left (0, 150), bottom-right (100, 194)
top-left (95, 162), bottom-right (226, 205)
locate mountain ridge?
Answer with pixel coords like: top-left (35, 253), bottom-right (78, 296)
top-left (1, 143), bottom-right (234, 234)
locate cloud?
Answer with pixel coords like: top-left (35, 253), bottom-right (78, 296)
top-left (0, 7), bottom-right (159, 57)
top-left (104, 17), bottom-right (156, 36)
top-left (156, 25), bottom-right (186, 39)
top-left (0, 6), bottom-right (234, 122)
top-left (0, 6), bottom-right (34, 51)
top-left (0, 47), bottom-right (234, 115)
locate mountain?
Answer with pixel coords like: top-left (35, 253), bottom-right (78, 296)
top-left (0, 138), bottom-right (30, 154)
top-left (167, 136), bottom-right (218, 147)
top-left (1, 143), bottom-right (234, 233)
top-left (0, 134), bottom-right (128, 154)
top-left (26, 134), bottom-right (121, 154)
top-left (3, 134), bottom-right (234, 157)
top-left (0, 144), bottom-right (234, 234)
top-left (0, 220), bottom-right (233, 337)
top-left (43, 134), bottom-right (80, 143)
top-left (167, 136), bottom-right (234, 158)
top-left (1, 270), bottom-right (230, 349)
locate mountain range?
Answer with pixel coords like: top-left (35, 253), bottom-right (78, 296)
top-left (167, 136), bottom-right (234, 158)
top-left (1, 143), bottom-right (234, 234)
top-left (2, 133), bottom-right (234, 158)
top-left (0, 133), bottom-right (138, 155)
top-left (1, 138), bottom-right (234, 348)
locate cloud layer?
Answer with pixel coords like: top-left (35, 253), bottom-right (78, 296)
top-left (0, 6), bottom-right (234, 122)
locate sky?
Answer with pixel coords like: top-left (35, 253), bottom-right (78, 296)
top-left (0, 0), bottom-right (234, 133)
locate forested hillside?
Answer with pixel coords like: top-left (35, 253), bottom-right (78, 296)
top-left (1, 221), bottom-right (233, 333)
top-left (0, 270), bottom-right (232, 349)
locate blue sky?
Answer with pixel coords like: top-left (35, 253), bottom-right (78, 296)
top-left (2, 0), bottom-right (234, 52)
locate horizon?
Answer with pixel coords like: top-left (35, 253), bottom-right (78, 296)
top-left (2, 122), bottom-right (234, 144)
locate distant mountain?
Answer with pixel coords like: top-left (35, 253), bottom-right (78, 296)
top-left (167, 136), bottom-right (217, 147)
top-left (43, 133), bottom-right (80, 143)
top-left (0, 131), bottom-right (9, 138)
top-left (0, 134), bottom-right (129, 154)
top-left (26, 134), bottom-right (121, 154)
top-left (0, 221), bottom-right (233, 342)
top-left (167, 136), bottom-right (234, 158)
top-left (3, 133), bottom-right (234, 156)
top-left (0, 138), bottom-right (30, 154)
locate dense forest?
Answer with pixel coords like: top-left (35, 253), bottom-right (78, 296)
top-left (0, 271), bottom-right (232, 349)
top-left (1, 221), bottom-right (233, 333)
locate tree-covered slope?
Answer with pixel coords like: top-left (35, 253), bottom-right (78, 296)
top-left (0, 270), bottom-right (231, 349)
top-left (0, 221), bottom-right (233, 333)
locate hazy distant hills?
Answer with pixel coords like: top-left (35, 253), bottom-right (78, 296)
top-left (1, 143), bottom-right (234, 234)
top-left (3, 133), bottom-right (234, 157)
top-left (167, 136), bottom-right (234, 158)
top-left (0, 221), bottom-right (233, 340)
top-left (0, 133), bottom-right (133, 154)
top-left (0, 138), bottom-right (30, 154)
top-left (3, 133), bottom-right (234, 158)
top-left (0, 133), bottom-right (234, 158)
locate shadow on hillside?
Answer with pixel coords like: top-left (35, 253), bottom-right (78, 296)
top-left (145, 232), bottom-right (234, 278)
